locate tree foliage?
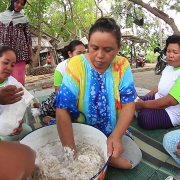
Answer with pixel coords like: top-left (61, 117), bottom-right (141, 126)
top-left (24, 0), bottom-right (97, 41)
top-left (0, 0), bottom-right (180, 64)
top-left (0, 0), bottom-right (10, 13)
top-left (110, 0), bottom-right (180, 57)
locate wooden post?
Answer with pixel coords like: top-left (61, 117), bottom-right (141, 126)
top-left (49, 48), bottom-right (56, 67)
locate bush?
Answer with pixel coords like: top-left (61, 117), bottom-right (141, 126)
top-left (146, 51), bottom-right (159, 63)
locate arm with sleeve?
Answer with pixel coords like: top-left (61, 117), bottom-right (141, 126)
top-left (54, 70), bottom-right (63, 87)
top-left (169, 76), bottom-right (180, 103)
top-left (55, 56), bottom-right (81, 119)
top-left (24, 22), bottom-right (32, 46)
top-left (119, 66), bottom-right (137, 103)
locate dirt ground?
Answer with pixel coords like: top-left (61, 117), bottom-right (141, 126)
top-left (25, 63), bottom-right (159, 91)
top-left (133, 70), bottom-right (161, 90)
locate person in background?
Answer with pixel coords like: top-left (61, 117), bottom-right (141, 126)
top-left (0, 0), bottom-right (33, 86)
top-left (32, 40), bottom-right (86, 125)
top-left (46, 55), bottom-right (51, 66)
top-left (0, 45), bottom-right (32, 141)
top-left (135, 34), bottom-right (180, 130)
top-left (55, 18), bottom-right (142, 169)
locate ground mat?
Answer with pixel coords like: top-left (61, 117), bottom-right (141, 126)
top-left (24, 96), bottom-right (180, 180)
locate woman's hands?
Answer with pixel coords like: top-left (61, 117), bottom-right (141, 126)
top-left (173, 142), bottom-right (180, 158)
top-left (107, 102), bottom-right (135, 158)
top-left (11, 120), bottom-right (24, 136)
top-left (135, 94), bottom-right (178, 111)
top-left (56, 108), bottom-right (77, 159)
top-left (0, 85), bottom-right (24, 105)
top-left (107, 134), bottom-right (124, 158)
top-left (135, 99), bottom-right (144, 110)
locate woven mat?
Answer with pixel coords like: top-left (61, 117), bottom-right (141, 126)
top-left (24, 96), bottom-right (180, 180)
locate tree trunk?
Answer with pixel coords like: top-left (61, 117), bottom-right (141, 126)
top-left (33, 12), bottom-right (42, 67)
top-left (67, 0), bottom-right (77, 39)
top-left (128, 0), bottom-right (180, 34)
top-left (49, 48), bottom-right (56, 67)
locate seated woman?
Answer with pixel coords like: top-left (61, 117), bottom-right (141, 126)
top-left (32, 40), bottom-right (86, 124)
top-left (55, 18), bottom-right (142, 169)
top-left (135, 34), bottom-right (180, 130)
top-left (0, 45), bottom-right (32, 141)
top-left (0, 65), bottom-right (35, 179)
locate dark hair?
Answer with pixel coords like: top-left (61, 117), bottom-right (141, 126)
top-left (8, 0), bottom-right (26, 11)
top-left (165, 34), bottom-right (180, 53)
top-left (0, 45), bottom-right (18, 61)
top-left (61, 40), bottom-right (85, 59)
top-left (88, 18), bottom-right (121, 47)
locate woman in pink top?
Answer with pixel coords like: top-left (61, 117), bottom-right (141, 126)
top-left (0, 0), bottom-right (33, 86)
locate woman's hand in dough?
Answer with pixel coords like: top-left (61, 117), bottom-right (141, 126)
top-left (63, 146), bottom-right (78, 161)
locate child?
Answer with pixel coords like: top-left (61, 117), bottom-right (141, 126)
top-left (0, 45), bottom-right (32, 141)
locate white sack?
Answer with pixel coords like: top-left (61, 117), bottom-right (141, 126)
top-left (0, 80), bottom-right (34, 136)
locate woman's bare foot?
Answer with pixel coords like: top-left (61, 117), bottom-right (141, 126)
top-left (43, 116), bottom-right (53, 124)
top-left (33, 102), bottom-right (40, 108)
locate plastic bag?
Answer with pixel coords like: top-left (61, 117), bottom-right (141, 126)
top-left (0, 80), bottom-right (34, 136)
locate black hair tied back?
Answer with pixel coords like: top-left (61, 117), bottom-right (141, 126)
top-left (88, 18), bottom-right (121, 47)
top-left (61, 40), bottom-right (85, 59)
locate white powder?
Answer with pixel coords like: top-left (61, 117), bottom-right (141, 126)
top-left (29, 134), bottom-right (106, 180)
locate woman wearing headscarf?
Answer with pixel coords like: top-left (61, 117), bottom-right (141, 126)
top-left (0, 0), bottom-right (33, 86)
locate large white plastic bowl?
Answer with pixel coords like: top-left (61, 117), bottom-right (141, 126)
top-left (20, 123), bottom-right (111, 180)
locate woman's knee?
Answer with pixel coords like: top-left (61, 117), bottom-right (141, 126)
top-left (121, 135), bottom-right (142, 169)
top-left (163, 130), bottom-right (180, 151)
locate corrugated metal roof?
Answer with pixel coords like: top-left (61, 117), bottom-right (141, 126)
top-left (57, 41), bottom-right (70, 50)
top-left (121, 35), bottom-right (149, 43)
top-left (32, 36), bottom-right (53, 48)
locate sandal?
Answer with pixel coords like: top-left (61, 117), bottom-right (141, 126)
top-left (42, 85), bottom-right (52, 89)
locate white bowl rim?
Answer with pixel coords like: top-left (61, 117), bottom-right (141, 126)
top-left (20, 123), bottom-right (111, 180)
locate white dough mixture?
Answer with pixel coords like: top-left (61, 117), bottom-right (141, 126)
top-left (29, 134), bottom-right (106, 180)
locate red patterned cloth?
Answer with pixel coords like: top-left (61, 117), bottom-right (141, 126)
top-left (0, 21), bottom-right (32, 64)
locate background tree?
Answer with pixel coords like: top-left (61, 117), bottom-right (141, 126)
top-left (24, 0), bottom-right (52, 66)
top-left (110, 0), bottom-right (179, 61)
top-left (41, 0), bottom-right (97, 41)
top-left (1, 0), bottom-right (179, 65)
top-left (128, 0), bottom-right (180, 34)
